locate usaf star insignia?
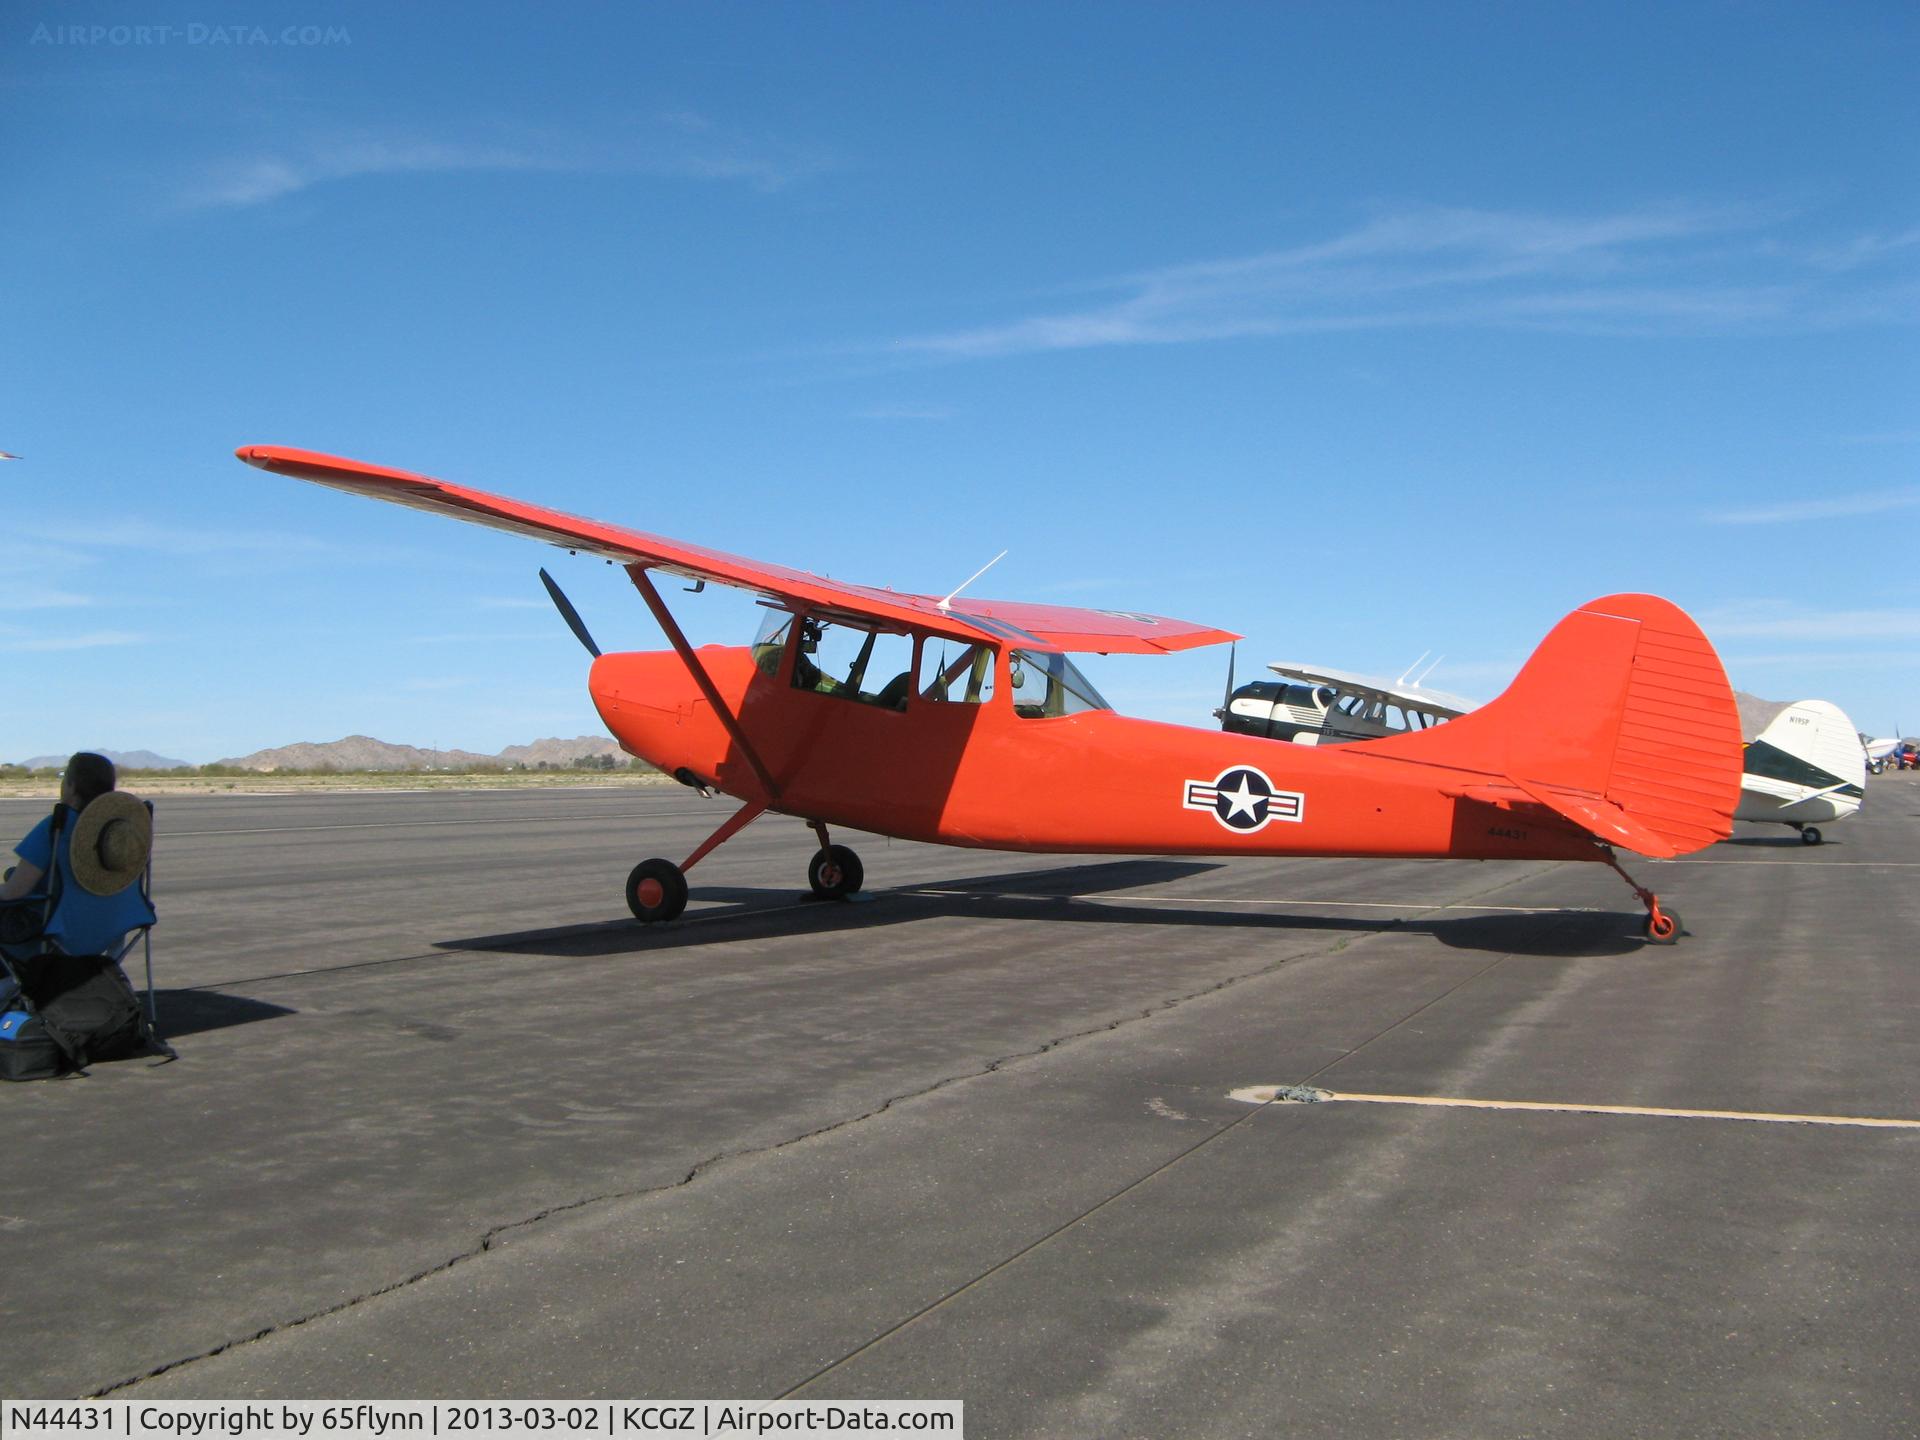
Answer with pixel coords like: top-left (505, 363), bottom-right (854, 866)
top-left (1182, 765), bottom-right (1305, 833)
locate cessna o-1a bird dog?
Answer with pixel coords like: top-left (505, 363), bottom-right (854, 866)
top-left (238, 446), bottom-right (1745, 943)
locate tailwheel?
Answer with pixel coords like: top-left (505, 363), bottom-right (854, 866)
top-left (1644, 907), bottom-right (1682, 945)
top-left (1800, 826), bottom-right (1823, 846)
top-left (1603, 848), bottom-right (1685, 946)
top-left (807, 844), bottom-right (864, 900)
top-left (626, 858), bottom-right (689, 923)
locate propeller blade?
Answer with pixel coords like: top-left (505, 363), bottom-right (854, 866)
top-left (539, 567), bottom-right (602, 658)
top-left (1215, 641), bottom-right (1237, 721)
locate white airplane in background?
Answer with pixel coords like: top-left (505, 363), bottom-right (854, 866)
top-left (1863, 735), bottom-right (1903, 774)
top-left (1735, 700), bottom-right (1867, 844)
top-left (1221, 653), bottom-right (1869, 847)
top-left (1218, 654), bottom-right (1475, 745)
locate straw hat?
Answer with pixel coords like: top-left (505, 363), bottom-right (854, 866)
top-left (70, 792), bottom-right (152, 897)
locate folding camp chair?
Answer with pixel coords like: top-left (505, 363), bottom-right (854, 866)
top-left (0, 799), bottom-right (174, 1076)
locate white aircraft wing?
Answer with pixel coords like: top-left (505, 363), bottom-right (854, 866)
top-left (1266, 662), bottom-right (1475, 718)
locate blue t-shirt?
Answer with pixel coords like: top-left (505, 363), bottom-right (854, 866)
top-left (12, 804), bottom-right (156, 956)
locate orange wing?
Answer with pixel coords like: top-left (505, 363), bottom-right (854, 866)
top-left (238, 446), bottom-right (1236, 656)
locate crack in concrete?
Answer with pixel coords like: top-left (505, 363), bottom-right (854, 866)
top-left (92, 862), bottom-right (1566, 1398)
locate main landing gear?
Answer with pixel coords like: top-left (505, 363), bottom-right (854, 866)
top-left (1792, 823), bottom-right (1824, 846)
top-left (1601, 848), bottom-right (1683, 945)
top-left (623, 805), bottom-right (865, 923)
top-left (805, 819), bottom-right (864, 900)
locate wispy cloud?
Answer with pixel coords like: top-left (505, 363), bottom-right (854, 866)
top-left (889, 204), bottom-right (1920, 359)
top-left (852, 404), bottom-right (956, 421)
top-left (406, 631), bottom-right (566, 645)
top-left (1801, 224), bottom-right (1920, 272)
top-left (180, 112), bottom-right (835, 211)
top-left (1706, 487), bottom-right (1920, 525)
top-left (0, 538), bottom-right (93, 575)
top-left (15, 589), bottom-right (91, 609)
top-left (15, 519), bottom-right (439, 572)
top-left (0, 629), bottom-right (147, 653)
top-left (1702, 603), bottom-right (1920, 641)
top-left (1836, 429), bottom-right (1920, 445)
top-left (20, 519), bottom-right (342, 557)
top-left (1722, 650), bottom-right (1913, 669)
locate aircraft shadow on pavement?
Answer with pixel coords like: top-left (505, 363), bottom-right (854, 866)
top-left (1723, 833), bottom-right (1844, 848)
top-left (441, 859), bottom-right (1643, 960)
top-left (150, 989), bottom-right (297, 1038)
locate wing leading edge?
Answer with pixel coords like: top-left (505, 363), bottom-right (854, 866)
top-left (237, 446), bottom-right (1236, 656)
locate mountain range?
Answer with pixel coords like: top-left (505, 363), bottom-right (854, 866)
top-left (213, 735), bottom-right (630, 772)
top-left (9, 736), bottom-right (631, 773)
top-left (16, 748), bottom-right (193, 771)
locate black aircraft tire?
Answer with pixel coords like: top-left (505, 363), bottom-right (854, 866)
top-left (808, 845), bottom-right (864, 899)
top-left (1801, 826), bottom-right (1823, 846)
top-left (627, 858), bottom-right (689, 923)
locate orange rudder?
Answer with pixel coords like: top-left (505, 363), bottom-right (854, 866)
top-left (1364, 594), bottom-right (1743, 857)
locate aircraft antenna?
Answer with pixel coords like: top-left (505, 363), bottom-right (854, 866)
top-left (938, 550), bottom-right (1008, 611)
top-left (1395, 652), bottom-right (1430, 688)
top-left (1414, 655), bottom-right (1445, 687)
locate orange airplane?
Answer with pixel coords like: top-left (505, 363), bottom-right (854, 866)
top-left (238, 446), bottom-right (1744, 943)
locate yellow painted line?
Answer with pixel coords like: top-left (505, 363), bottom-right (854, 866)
top-left (1229, 1086), bottom-right (1920, 1129)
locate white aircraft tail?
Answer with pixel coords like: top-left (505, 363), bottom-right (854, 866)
top-left (1736, 699), bottom-right (1866, 828)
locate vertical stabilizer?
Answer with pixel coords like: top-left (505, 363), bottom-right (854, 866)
top-left (1737, 699), bottom-right (1867, 823)
top-left (1365, 594), bottom-right (1744, 856)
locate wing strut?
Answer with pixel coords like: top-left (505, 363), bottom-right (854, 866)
top-left (624, 564), bottom-right (784, 803)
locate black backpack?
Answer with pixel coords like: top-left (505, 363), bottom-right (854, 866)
top-left (5, 952), bottom-right (146, 1074)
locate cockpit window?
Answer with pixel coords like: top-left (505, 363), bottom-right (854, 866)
top-left (917, 638), bottom-right (997, 705)
top-left (792, 617), bottom-right (914, 710)
top-left (1009, 650), bottom-right (1110, 719)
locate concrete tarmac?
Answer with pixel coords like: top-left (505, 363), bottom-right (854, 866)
top-left (3, 779), bottom-right (1917, 1436)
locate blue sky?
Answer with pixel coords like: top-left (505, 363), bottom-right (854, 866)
top-left (3, 0), bottom-right (1916, 762)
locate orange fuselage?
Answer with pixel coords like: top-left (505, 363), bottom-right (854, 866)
top-left (589, 645), bottom-right (1600, 865)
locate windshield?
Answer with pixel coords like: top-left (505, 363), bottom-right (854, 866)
top-left (1009, 650), bottom-right (1110, 719)
top-left (751, 610), bottom-right (794, 679)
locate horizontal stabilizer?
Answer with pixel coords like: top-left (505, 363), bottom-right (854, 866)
top-left (1507, 777), bottom-right (1680, 859)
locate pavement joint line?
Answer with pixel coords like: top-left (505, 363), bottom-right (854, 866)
top-left (781, 867), bottom-right (1558, 1399)
top-left (1286, 893), bottom-right (1589, 1093)
top-left (1228, 1087), bottom-right (1920, 1129)
top-left (110, 872), bottom-right (1453, 1399)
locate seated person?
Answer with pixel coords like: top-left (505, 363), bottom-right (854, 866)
top-left (1, 753), bottom-right (155, 980)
